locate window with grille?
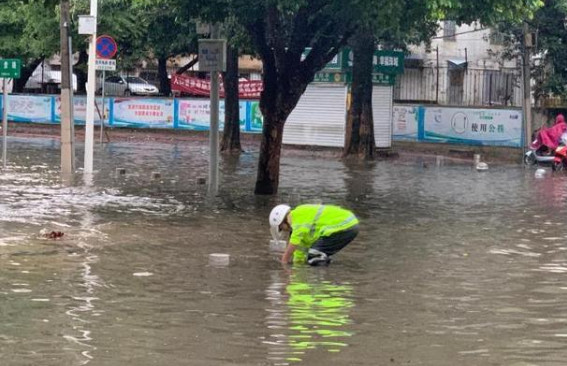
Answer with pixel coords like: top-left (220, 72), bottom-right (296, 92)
top-left (443, 21), bottom-right (456, 41)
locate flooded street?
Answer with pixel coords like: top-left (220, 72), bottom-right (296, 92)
top-left (1, 137), bottom-right (567, 366)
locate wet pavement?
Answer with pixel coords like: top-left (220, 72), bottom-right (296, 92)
top-left (1, 137), bottom-right (567, 365)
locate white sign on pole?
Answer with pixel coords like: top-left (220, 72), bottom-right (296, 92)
top-left (198, 39), bottom-right (227, 72)
top-left (95, 59), bottom-right (116, 71)
top-left (78, 15), bottom-right (96, 35)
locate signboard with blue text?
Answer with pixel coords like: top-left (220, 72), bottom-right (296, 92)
top-left (6, 95), bottom-right (52, 122)
top-left (54, 97), bottom-right (106, 124)
top-left (393, 105), bottom-right (419, 141)
top-left (112, 98), bottom-right (174, 128)
top-left (423, 107), bottom-right (523, 147)
top-left (0, 94), bottom-right (525, 148)
top-left (176, 99), bottom-right (247, 130)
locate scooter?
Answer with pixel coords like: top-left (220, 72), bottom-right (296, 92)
top-left (551, 133), bottom-right (567, 172)
top-left (552, 145), bottom-right (567, 172)
top-left (524, 144), bottom-right (555, 166)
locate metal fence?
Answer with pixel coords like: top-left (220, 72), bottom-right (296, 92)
top-left (394, 67), bottom-right (522, 107)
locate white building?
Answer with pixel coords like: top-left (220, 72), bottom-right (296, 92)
top-left (396, 21), bottom-right (522, 107)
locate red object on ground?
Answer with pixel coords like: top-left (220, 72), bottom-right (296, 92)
top-left (170, 74), bottom-right (263, 99)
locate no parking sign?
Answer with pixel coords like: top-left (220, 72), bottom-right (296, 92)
top-left (96, 35), bottom-right (117, 59)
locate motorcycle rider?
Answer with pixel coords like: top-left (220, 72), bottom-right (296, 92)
top-left (531, 114), bottom-right (567, 153)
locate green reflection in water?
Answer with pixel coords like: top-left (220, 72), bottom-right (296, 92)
top-left (284, 271), bottom-right (355, 362)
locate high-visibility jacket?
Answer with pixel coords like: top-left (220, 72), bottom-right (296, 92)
top-left (289, 204), bottom-right (358, 263)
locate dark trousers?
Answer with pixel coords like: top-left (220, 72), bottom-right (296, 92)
top-left (307, 226), bottom-right (359, 264)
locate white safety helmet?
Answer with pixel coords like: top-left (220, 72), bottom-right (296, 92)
top-left (269, 204), bottom-right (291, 227)
top-left (269, 204), bottom-right (291, 241)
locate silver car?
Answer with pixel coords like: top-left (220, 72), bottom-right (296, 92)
top-left (99, 75), bottom-right (159, 96)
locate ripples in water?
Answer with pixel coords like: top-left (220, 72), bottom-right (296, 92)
top-left (1, 138), bottom-right (567, 365)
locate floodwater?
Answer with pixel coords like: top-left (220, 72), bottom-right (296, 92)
top-left (1, 137), bottom-right (567, 366)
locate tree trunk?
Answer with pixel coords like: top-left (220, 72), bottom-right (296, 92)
top-left (248, 4), bottom-right (352, 194)
top-left (255, 111), bottom-right (286, 195)
top-left (75, 50), bottom-right (88, 95)
top-left (254, 62), bottom-right (308, 194)
top-left (13, 57), bottom-right (44, 93)
top-left (221, 45), bottom-right (241, 153)
top-left (344, 30), bottom-right (376, 159)
top-left (158, 56), bottom-right (171, 96)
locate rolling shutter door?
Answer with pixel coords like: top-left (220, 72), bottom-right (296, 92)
top-left (372, 85), bottom-right (393, 148)
top-left (283, 84), bottom-right (347, 148)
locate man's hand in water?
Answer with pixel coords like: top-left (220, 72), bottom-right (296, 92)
top-left (281, 243), bottom-right (296, 264)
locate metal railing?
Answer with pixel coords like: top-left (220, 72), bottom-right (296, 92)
top-left (394, 67), bottom-right (522, 107)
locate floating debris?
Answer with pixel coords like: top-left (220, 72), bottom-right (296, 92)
top-left (41, 231), bottom-right (64, 240)
top-left (209, 253), bottom-right (230, 266)
top-left (132, 272), bottom-right (153, 277)
top-left (476, 162), bottom-right (489, 171)
top-left (535, 168), bottom-right (547, 178)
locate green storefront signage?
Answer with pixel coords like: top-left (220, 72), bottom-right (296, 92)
top-left (374, 50), bottom-right (404, 74)
top-left (0, 59), bottom-right (21, 79)
top-left (314, 71), bottom-right (395, 85)
top-left (308, 48), bottom-right (403, 84)
top-left (303, 48), bottom-right (343, 71)
top-left (341, 49), bottom-right (405, 74)
top-left (371, 73), bottom-right (396, 85)
top-left (344, 72), bottom-right (396, 85)
top-left (313, 72), bottom-right (346, 83)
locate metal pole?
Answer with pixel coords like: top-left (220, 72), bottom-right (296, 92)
top-left (69, 33), bottom-right (75, 166)
top-left (2, 78), bottom-right (7, 169)
top-left (523, 22), bottom-right (533, 154)
top-left (208, 24), bottom-right (220, 196)
top-left (436, 46), bottom-right (439, 104)
top-left (100, 69), bottom-right (105, 144)
top-left (84, 0), bottom-right (98, 174)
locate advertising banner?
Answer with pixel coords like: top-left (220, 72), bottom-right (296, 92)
top-left (6, 95), bottom-right (52, 123)
top-left (54, 97), bottom-right (106, 125)
top-left (112, 98), bottom-right (174, 128)
top-left (177, 99), bottom-right (247, 130)
top-left (392, 105), bottom-right (419, 141)
top-left (423, 107), bottom-right (523, 147)
top-left (171, 74), bottom-right (263, 99)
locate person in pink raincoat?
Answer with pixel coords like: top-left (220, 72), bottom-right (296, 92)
top-left (531, 114), bottom-right (567, 151)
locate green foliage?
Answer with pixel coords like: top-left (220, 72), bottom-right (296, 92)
top-left (496, 0), bottom-right (567, 101)
top-left (0, 0), bottom-right (59, 59)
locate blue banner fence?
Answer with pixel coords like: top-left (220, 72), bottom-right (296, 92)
top-left (0, 95), bottom-right (524, 147)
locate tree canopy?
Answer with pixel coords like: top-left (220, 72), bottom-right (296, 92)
top-left (0, 0), bottom-right (59, 59)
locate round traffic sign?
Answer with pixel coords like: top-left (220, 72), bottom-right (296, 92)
top-left (96, 35), bottom-right (118, 59)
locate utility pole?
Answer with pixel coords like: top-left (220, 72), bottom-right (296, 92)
top-left (84, 0), bottom-right (98, 175)
top-left (209, 24), bottom-right (221, 196)
top-left (2, 78), bottom-right (7, 169)
top-left (60, 0), bottom-right (75, 175)
top-left (522, 21), bottom-right (533, 151)
top-left (436, 46), bottom-right (439, 104)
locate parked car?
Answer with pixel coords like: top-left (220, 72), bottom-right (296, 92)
top-left (98, 75), bottom-right (159, 96)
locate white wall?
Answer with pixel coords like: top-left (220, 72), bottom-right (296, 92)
top-left (408, 22), bottom-right (515, 69)
top-left (398, 22), bottom-right (521, 106)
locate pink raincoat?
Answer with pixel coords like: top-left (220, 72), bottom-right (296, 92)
top-left (531, 114), bottom-right (567, 150)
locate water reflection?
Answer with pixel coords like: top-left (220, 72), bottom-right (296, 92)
top-left (62, 205), bottom-right (103, 364)
top-left (265, 269), bottom-right (354, 364)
